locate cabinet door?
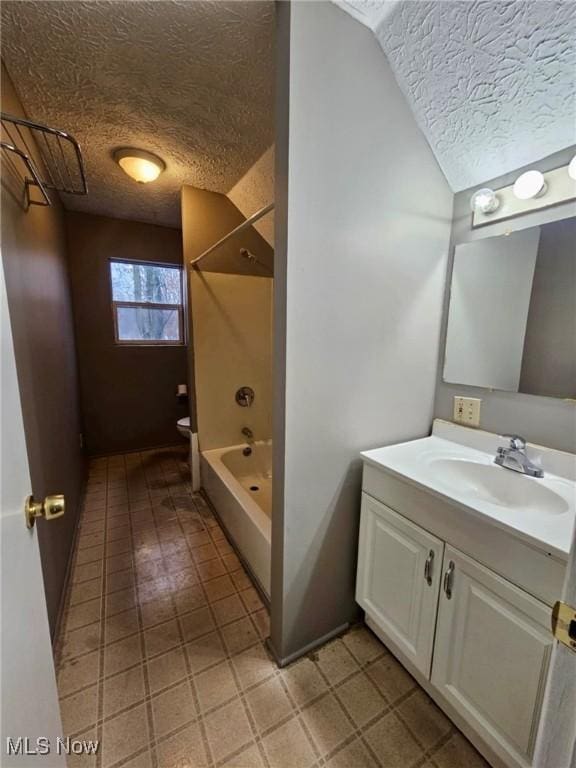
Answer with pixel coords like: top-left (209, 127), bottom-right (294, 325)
top-left (356, 493), bottom-right (444, 677)
top-left (432, 546), bottom-right (553, 768)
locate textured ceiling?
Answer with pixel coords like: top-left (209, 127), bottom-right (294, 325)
top-left (1, 1), bottom-right (274, 227)
top-left (336, 0), bottom-right (576, 191)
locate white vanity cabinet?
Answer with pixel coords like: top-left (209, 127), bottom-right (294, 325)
top-left (357, 484), bottom-right (556, 768)
top-left (432, 546), bottom-right (552, 768)
top-left (356, 494), bottom-right (443, 677)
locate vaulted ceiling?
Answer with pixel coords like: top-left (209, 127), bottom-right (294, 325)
top-left (337, 0), bottom-right (576, 190)
top-left (1, 1), bottom-right (274, 228)
top-left (3, 0), bottom-right (574, 225)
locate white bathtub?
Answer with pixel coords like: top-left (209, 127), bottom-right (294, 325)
top-left (201, 441), bottom-right (272, 596)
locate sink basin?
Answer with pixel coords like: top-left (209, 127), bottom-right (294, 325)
top-left (428, 458), bottom-right (569, 516)
top-left (361, 427), bottom-right (576, 559)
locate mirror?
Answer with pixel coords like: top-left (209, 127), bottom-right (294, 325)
top-left (443, 217), bottom-right (576, 399)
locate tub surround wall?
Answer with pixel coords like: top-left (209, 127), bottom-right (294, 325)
top-left (181, 184), bottom-right (274, 452)
top-left (190, 271), bottom-right (273, 451)
top-left (65, 211), bottom-right (188, 455)
top-left (183, 186), bottom-right (275, 596)
top-left (272, 3), bottom-right (453, 664)
top-left (435, 146), bottom-right (576, 454)
top-left (1, 63), bottom-right (85, 638)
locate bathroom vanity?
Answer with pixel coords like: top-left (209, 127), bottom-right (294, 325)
top-left (356, 420), bottom-right (575, 768)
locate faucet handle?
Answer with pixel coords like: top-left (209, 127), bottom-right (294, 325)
top-left (499, 434), bottom-right (526, 451)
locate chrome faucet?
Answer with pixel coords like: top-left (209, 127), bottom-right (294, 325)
top-left (494, 434), bottom-right (543, 478)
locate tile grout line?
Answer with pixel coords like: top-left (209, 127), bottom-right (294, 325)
top-left (100, 454), bottom-right (135, 768)
top-left (126, 450), bottom-right (159, 768)
top-left (153, 449), bottom-right (210, 768)
top-left (162, 451), bottom-right (220, 768)
top-left (96, 455), bottom-right (110, 768)
top-left (58, 588), bottom-right (266, 679)
top-left (146, 450), bottom-right (263, 768)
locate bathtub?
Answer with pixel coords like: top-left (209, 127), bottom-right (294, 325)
top-left (201, 441), bottom-right (272, 596)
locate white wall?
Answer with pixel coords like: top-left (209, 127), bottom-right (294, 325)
top-left (227, 146), bottom-right (275, 246)
top-left (444, 229), bottom-right (540, 391)
top-left (271, 2), bottom-right (453, 663)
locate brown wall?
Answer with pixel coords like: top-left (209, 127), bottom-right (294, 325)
top-left (1, 63), bottom-right (86, 638)
top-left (65, 211), bottom-right (189, 455)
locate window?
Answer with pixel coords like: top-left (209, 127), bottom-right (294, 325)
top-left (110, 260), bottom-right (184, 344)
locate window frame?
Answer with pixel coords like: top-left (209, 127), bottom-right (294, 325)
top-left (109, 258), bottom-right (185, 347)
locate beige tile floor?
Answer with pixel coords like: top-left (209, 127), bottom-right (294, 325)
top-left (55, 446), bottom-right (489, 768)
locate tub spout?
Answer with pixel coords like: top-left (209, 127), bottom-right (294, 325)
top-left (241, 426), bottom-right (254, 443)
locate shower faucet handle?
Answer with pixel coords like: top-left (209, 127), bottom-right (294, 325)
top-left (235, 386), bottom-right (255, 407)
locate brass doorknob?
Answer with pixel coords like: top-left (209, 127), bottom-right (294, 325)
top-left (25, 494), bottom-right (65, 529)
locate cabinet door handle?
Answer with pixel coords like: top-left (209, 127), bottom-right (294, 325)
top-left (443, 560), bottom-right (455, 599)
top-left (424, 550), bottom-right (434, 586)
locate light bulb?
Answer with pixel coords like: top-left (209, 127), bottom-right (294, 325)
top-left (513, 170), bottom-right (546, 200)
top-left (568, 156), bottom-right (576, 181)
top-left (470, 188), bottom-right (499, 214)
top-left (114, 148), bottom-right (165, 183)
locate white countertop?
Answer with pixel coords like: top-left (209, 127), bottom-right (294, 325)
top-left (361, 424), bottom-right (576, 560)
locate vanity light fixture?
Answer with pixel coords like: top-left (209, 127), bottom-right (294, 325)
top-left (512, 170), bottom-right (547, 200)
top-left (473, 160), bottom-right (575, 228)
top-left (470, 187), bottom-right (500, 214)
top-left (114, 148), bottom-right (165, 183)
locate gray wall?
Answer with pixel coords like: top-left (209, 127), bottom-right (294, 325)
top-left (519, 218), bottom-right (576, 399)
top-left (435, 147), bottom-right (576, 453)
top-left (271, 2), bottom-right (453, 664)
top-left (1, 63), bottom-right (86, 638)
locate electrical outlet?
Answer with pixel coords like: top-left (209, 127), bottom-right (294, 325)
top-left (453, 396), bottom-right (482, 427)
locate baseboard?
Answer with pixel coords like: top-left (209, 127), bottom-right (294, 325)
top-left (86, 440), bottom-right (187, 459)
top-left (266, 622), bottom-right (350, 668)
top-left (52, 462), bottom-right (89, 648)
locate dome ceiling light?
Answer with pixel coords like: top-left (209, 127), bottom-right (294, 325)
top-left (114, 148), bottom-right (165, 183)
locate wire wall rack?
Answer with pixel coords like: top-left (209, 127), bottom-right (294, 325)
top-left (1, 112), bottom-right (87, 208)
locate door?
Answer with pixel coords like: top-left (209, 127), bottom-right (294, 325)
top-left (1, 259), bottom-right (66, 765)
top-left (356, 493), bottom-right (444, 676)
top-left (432, 546), bottom-right (553, 768)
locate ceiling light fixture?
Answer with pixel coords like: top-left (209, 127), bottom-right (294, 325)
top-left (513, 170), bottom-right (547, 200)
top-left (114, 148), bottom-right (165, 183)
top-left (470, 187), bottom-right (500, 214)
top-left (568, 156), bottom-right (576, 181)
